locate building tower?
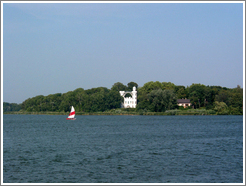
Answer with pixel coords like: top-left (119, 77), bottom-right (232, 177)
top-left (119, 86), bottom-right (137, 108)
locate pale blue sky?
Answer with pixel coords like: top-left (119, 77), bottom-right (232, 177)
top-left (3, 2), bottom-right (244, 103)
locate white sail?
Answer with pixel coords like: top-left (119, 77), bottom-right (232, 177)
top-left (68, 106), bottom-right (75, 118)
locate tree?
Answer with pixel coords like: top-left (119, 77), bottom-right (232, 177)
top-left (139, 81), bottom-right (164, 94)
top-left (59, 91), bottom-right (76, 112)
top-left (147, 89), bottom-right (177, 112)
top-left (203, 86), bottom-right (216, 109)
top-left (75, 88), bottom-right (85, 112)
top-left (188, 84), bottom-right (207, 108)
top-left (111, 82), bottom-right (128, 92)
top-left (162, 82), bottom-right (175, 90)
top-left (228, 86), bottom-right (243, 114)
top-left (175, 86), bottom-right (188, 99)
top-left (3, 102), bottom-right (21, 112)
top-left (105, 90), bottom-right (123, 110)
top-left (51, 93), bottom-right (62, 111)
top-left (18, 81), bottom-right (243, 115)
top-left (136, 88), bottom-right (149, 111)
top-left (215, 89), bottom-right (230, 106)
top-left (214, 101), bottom-right (228, 115)
top-left (127, 82), bottom-right (138, 91)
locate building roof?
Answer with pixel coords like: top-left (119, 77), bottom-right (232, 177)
top-left (177, 99), bottom-right (191, 103)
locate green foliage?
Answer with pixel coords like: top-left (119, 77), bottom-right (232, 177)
top-left (3, 102), bottom-right (21, 112)
top-left (213, 101), bottom-right (229, 115)
top-left (20, 86), bottom-right (124, 113)
top-left (139, 81), bottom-right (164, 94)
top-left (127, 82), bottom-right (138, 91)
top-left (214, 85), bottom-right (243, 115)
top-left (188, 84), bottom-right (206, 108)
top-left (9, 81), bottom-right (243, 115)
top-left (111, 82), bottom-right (128, 91)
top-left (175, 86), bottom-right (188, 99)
top-left (137, 89), bottom-right (177, 112)
top-left (162, 82), bottom-right (175, 90)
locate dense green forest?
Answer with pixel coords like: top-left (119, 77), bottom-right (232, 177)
top-left (3, 102), bottom-right (22, 112)
top-left (3, 81), bottom-right (244, 115)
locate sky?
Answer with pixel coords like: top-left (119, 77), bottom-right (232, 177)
top-left (2, 1), bottom-right (244, 104)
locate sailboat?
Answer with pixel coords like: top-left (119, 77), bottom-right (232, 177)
top-left (66, 106), bottom-right (76, 120)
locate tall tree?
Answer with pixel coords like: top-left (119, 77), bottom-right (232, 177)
top-left (139, 81), bottom-right (164, 94)
top-left (188, 84), bottom-right (206, 108)
top-left (111, 82), bottom-right (128, 92)
top-left (162, 82), bottom-right (175, 90)
top-left (175, 86), bottom-right (188, 99)
top-left (127, 82), bottom-right (138, 91)
top-left (147, 89), bottom-right (177, 112)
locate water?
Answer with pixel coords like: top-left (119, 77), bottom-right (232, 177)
top-left (3, 115), bottom-right (243, 183)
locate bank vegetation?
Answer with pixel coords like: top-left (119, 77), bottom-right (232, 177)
top-left (3, 81), bottom-right (243, 115)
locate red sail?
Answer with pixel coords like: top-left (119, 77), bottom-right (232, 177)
top-left (69, 111), bottom-right (75, 116)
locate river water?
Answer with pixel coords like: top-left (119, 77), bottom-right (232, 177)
top-left (3, 115), bottom-right (243, 183)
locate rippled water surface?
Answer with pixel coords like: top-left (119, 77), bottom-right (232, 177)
top-left (3, 115), bottom-right (243, 183)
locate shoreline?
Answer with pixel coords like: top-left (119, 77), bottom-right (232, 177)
top-left (3, 110), bottom-right (241, 116)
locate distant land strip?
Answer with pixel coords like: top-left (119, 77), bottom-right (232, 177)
top-left (3, 81), bottom-right (243, 115)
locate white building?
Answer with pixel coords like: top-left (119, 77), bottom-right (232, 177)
top-left (177, 98), bottom-right (191, 108)
top-left (119, 86), bottom-right (137, 108)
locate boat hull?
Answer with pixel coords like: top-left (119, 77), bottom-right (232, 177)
top-left (66, 118), bottom-right (76, 120)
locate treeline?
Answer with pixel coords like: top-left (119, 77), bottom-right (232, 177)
top-left (20, 82), bottom-right (139, 113)
top-left (3, 102), bottom-right (22, 112)
top-left (137, 81), bottom-right (243, 115)
top-left (4, 81), bottom-right (243, 115)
